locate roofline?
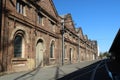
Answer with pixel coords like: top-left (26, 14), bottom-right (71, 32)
top-left (109, 28), bottom-right (120, 52)
top-left (49, 0), bottom-right (59, 17)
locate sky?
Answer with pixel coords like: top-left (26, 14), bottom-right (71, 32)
top-left (53, 0), bottom-right (120, 53)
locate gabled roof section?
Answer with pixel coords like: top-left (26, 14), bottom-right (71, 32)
top-left (37, 0), bottom-right (59, 20)
top-left (49, 0), bottom-right (59, 17)
top-left (109, 29), bottom-right (120, 53)
top-left (84, 35), bottom-right (88, 41)
top-left (65, 14), bottom-right (75, 30)
top-left (60, 14), bottom-right (76, 34)
top-left (76, 27), bottom-right (84, 39)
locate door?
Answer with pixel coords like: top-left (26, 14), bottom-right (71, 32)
top-left (69, 48), bottom-right (72, 63)
top-left (36, 40), bottom-right (43, 67)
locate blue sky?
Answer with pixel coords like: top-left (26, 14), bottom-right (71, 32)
top-left (53, 0), bottom-right (120, 53)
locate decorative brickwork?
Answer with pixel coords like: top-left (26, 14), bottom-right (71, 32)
top-left (0, 0), bottom-right (98, 72)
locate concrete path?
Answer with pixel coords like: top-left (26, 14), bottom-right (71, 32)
top-left (0, 60), bottom-right (99, 80)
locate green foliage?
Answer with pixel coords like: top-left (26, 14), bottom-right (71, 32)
top-left (99, 51), bottom-right (110, 59)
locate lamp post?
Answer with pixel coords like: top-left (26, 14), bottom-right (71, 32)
top-left (60, 16), bottom-right (73, 65)
top-left (61, 18), bottom-right (65, 65)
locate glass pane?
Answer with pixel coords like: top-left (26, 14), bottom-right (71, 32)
top-left (50, 43), bottom-right (54, 58)
top-left (14, 36), bottom-right (22, 57)
top-left (37, 14), bottom-right (43, 24)
top-left (16, 2), bottom-right (20, 13)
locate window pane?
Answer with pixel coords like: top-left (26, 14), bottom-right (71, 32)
top-left (37, 14), bottom-right (43, 24)
top-left (64, 46), bottom-right (67, 58)
top-left (14, 36), bottom-right (22, 57)
top-left (20, 5), bottom-right (22, 14)
top-left (16, 2), bottom-right (20, 13)
top-left (50, 43), bottom-right (54, 58)
top-left (16, 0), bottom-right (26, 16)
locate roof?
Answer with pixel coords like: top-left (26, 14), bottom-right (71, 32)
top-left (109, 29), bottom-right (120, 53)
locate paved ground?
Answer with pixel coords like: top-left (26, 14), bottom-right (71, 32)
top-left (0, 60), bottom-right (99, 80)
top-left (57, 59), bottom-right (120, 80)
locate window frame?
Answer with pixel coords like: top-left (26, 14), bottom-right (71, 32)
top-left (37, 13), bottom-right (44, 25)
top-left (64, 45), bottom-right (68, 59)
top-left (14, 35), bottom-right (23, 58)
top-left (16, 0), bottom-right (26, 16)
top-left (50, 41), bottom-right (55, 58)
top-left (50, 20), bottom-right (55, 32)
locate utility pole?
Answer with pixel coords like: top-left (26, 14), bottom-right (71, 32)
top-left (61, 18), bottom-right (64, 65)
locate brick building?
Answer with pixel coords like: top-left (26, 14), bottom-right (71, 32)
top-left (0, 0), bottom-right (98, 72)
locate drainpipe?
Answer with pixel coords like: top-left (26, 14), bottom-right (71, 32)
top-left (2, 0), bottom-right (7, 71)
top-left (4, 0), bottom-right (7, 71)
top-left (0, 0), bottom-right (2, 72)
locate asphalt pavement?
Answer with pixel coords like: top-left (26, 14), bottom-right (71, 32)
top-left (58, 59), bottom-right (120, 80)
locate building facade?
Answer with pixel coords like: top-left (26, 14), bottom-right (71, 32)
top-left (0, 0), bottom-right (98, 72)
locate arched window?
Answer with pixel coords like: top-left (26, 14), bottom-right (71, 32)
top-left (14, 35), bottom-right (22, 57)
top-left (50, 41), bottom-right (54, 58)
top-left (64, 45), bottom-right (67, 58)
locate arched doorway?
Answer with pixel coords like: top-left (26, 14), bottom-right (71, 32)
top-left (36, 39), bottom-right (44, 67)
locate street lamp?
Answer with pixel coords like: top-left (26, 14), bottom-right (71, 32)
top-left (60, 15), bottom-right (73, 65)
top-left (61, 18), bottom-right (65, 65)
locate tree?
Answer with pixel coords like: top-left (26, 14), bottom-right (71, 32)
top-left (99, 51), bottom-right (110, 59)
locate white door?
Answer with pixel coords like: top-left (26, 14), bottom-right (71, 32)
top-left (36, 41), bottom-right (43, 67)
